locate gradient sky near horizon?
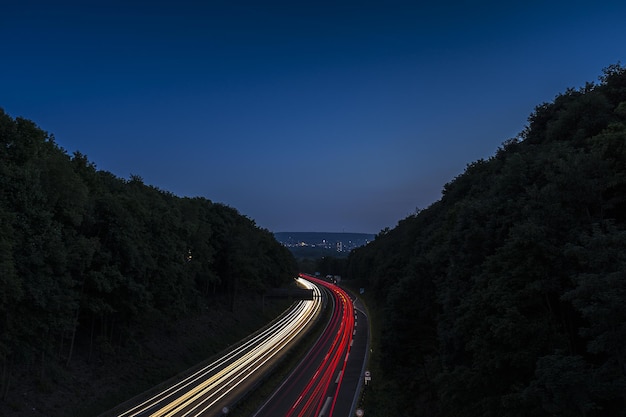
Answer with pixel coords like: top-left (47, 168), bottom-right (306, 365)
top-left (2, 1), bottom-right (626, 233)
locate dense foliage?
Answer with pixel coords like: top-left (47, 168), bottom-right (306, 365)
top-left (348, 64), bottom-right (626, 416)
top-left (0, 111), bottom-right (297, 405)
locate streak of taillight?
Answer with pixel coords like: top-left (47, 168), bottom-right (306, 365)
top-left (291, 274), bottom-right (356, 417)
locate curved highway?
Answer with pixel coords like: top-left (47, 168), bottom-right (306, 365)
top-left (253, 273), bottom-right (361, 417)
top-left (105, 277), bottom-right (323, 417)
top-left (104, 274), bottom-right (369, 417)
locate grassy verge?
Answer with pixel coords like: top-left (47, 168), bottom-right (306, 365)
top-left (0, 295), bottom-right (292, 417)
top-left (341, 279), bottom-right (396, 416)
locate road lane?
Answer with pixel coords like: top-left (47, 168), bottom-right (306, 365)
top-left (253, 273), bottom-right (367, 417)
top-left (103, 277), bottom-right (322, 417)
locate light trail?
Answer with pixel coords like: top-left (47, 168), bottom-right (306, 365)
top-left (285, 274), bottom-right (355, 417)
top-left (113, 277), bottom-right (322, 417)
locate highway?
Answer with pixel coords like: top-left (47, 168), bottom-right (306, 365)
top-left (105, 277), bottom-right (323, 417)
top-left (252, 273), bottom-right (363, 417)
top-left (104, 274), bottom-right (369, 417)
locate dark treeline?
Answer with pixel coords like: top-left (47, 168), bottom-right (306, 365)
top-left (0, 110), bottom-right (297, 406)
top-left (348, 64), bottom-right (626, 416)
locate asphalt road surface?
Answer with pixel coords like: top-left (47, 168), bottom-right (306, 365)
top-left (252, 274), bottom-right (369, 417)
top-left (101, 277), bottom-right (323, 417)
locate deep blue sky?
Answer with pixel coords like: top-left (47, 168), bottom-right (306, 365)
top-left (2, 1), bottom-right (625, 233)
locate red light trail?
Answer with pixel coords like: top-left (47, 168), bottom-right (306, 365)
top-left (286, 273), bottom-right (355, 417)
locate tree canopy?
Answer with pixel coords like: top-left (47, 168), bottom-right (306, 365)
top-left (0, 112), bottom-right (297, 407)
top-left (348, 64), bottom-right (626, 416)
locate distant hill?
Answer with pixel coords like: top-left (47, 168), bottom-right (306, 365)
top-left (274, 232), bottom-right (374, 259)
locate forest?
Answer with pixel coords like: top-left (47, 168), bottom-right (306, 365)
top-left (4, 63), bottom-right (626, 417)
top-left (0, 110), bottom-right (297, 414)
top-left (348, 64), bottom-right (626, 416)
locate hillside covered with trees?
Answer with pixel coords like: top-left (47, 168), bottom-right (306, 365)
top-left (348, 64), bottom-right (626, 416)
top-left (0, 110), bottom-right (297, 415)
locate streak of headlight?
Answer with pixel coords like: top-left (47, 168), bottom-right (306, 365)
top-left (116, 277), bottom-right (321, 417)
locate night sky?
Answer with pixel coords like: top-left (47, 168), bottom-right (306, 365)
top-left (2, 1), bottom-right (626, 233)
